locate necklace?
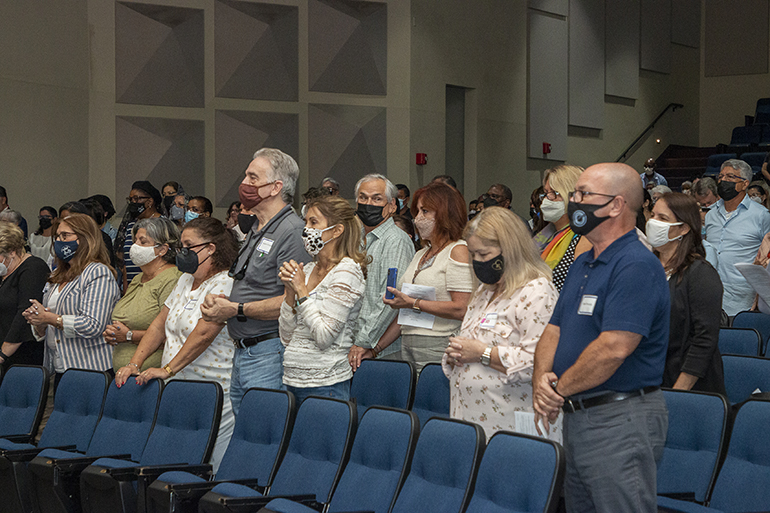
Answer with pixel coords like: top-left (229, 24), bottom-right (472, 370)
top-left (413, 241), bottom-right (450, 282)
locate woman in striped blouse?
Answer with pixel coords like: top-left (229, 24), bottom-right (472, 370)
top-left (23, 213), bottom-right (120, 390)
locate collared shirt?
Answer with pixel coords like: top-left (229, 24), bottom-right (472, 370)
top-left (353, 218), bottom-right (415, 355)
top-left (227, 205), bottom-right (310, 339)
top-left (550, 230), bottom-right (669, 395)
top-left (640, 171), bottom-right (668, 188)
top-left (705, 195), bottom-right (770, 316)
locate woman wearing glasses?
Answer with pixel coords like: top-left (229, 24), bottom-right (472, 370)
top-left (23, 213), bottom-right (120, 389)
top-left (114, 217), bottom-right (238, 470)
top-left (538, 165), bottom-right (592, 291)
top-left (104, 217), bottom-right (182, 373)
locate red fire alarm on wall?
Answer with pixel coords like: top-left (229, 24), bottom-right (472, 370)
top-left (542, 142), bottom-right (551, 155)
top-left (416, 153), bottom-right (428, 165)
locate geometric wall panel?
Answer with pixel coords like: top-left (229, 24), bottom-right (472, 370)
top-left (308, 0), bottom-right (386, 95)
top-left (605, 0), bottom-right (640, 99)
top-left (640, 0), bottom-right (671, 74)
top-left (671, 0), bottom-right (700, 48)
top-left (569, 0), bottom-right (605, 129)
top-left (528, 0), bottom-right (568, 16)
top-left (308, 104), bottom-right (386, 198)
top-left (705, 0), bottom-right (769, 77)
top-left (116, 2), bottom-right (204, 107)
top-left (215, 111), bottom-right (299, 207)
top-left (116, 117), bottom-right (205, 205)
top-left (215, 1), bottom-right (298, 101)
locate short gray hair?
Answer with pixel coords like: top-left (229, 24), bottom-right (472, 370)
top-left (721, 159), bottom-right (753, 182)
top-left (693, 177), bottom-right (717, 197)
top-left (133, 217), bottom-right (181, 264)
top-left (321, 177), bottom-right (340, 189)
top-left (651, 185), bottom-right (672, 196)
top-left (354, 174), bottom-right (398, 203)
top-left (253, 148), bottom-right (299, 204)
top-left (0, 209), bottom-right (22, 226)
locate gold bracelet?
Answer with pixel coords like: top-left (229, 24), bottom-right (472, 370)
top-left (56, 316), bottom-right (63, 330)
top-left (163, 364), bottom-right (176, 377)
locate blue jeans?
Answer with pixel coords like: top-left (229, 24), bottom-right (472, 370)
top-left (229, 337), bottom-right (284, 417)
top-left (286, 380), bottom-right (351, 405)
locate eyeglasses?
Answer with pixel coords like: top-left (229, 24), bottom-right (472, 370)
top-left (126, 196), bottom-right (151, 204)
top-left (717, 173), bottom-right (745, 182)
top-left (539, 190), bottom-right (562, 201)
top-left (176, 241), bottom-right (212, 254)
top-left (568, 190), bottom-right (616, 203)
top-left (38, 215), bottom-right (53, 220)
top-left (55, 231), bottom-right (77, 241)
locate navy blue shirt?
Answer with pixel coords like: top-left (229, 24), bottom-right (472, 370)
top-left (550, 230), bottom-right (669, 395)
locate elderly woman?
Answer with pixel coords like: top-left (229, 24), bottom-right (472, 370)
top-left (105, 217), bottom-right (182, 372)
top-left (443, 207), bottom-right (559, 439)
top-left (0, 222), bottom-right (49, 368)
top-left (28, 206), bottom-right (57, 264)
top-left (278, 196), bottom-right (367, 403)
top-left (23, 214), bottom-right (119, 389)
top-left (114, 217), bottom-right (238, 470)
top-left (361, 182), bottom-right (473, 373)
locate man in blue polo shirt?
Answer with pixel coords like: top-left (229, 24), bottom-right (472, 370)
top-left (533, 162), bottom-right (669, 513)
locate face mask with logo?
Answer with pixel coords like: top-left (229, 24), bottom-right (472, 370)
top-left (237, 213), bottom-right (257, 234)
top-left (473, 255), bottom-right (504, 285)
top-left (413, 216), bottom-right (435, 240)
top-left (717, 180), bottom-right (740, 202)
top-left (175, 242), bottom-right (211, 274)
top-left (645, 218), bottom-right (684, 248)
top-left (185, 211), bottom-right (200, 224)
top-left (356, 203), bottom-right (386, 227)
top-left (302, 225), bottom-right (338, 256)
top-left (129, 243), bottom-right (160, 267)
top-left (127, 202), bottom-right (146, 219)
top-left (540, 198), bottom-right (566, 223)
top-left (567, 197), bottom-right (614, 236)
top-left (54, 240), bottom-right (79, 263)
top-left (239, 182), bottom-right (275, 210)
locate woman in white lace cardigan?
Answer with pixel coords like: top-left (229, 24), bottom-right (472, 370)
top-left (278, 196), bottom-right (367, 403)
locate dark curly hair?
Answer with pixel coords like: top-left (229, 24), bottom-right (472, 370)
top-left (182, 217), bottom-right (238, 273)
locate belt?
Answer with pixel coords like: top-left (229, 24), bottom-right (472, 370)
top-left (234, 330), bottom-right (280, 349)
top-left (561, 386), bottom-right (659, 413)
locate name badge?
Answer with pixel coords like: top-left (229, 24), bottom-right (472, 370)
top-left (183, 297), bottom-right (198, 310)
top-left (257, 238), bottom-right (274, 254)
top-left (480, 313), bottom-right (498, 329)
top-left (578, 295), bottom-right (597, 316)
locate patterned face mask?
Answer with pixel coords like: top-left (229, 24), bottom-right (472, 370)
top-left (301, 225), bottom-right (338, 256)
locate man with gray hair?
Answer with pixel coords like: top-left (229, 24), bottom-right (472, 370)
top-left (705, 159), bottom-right (770, 316)
top-left (321, 177), bottom-right (340, 196)
top-left (201, 148), bottom-right (310, 415)
top-left (348, 174), bottom-right (415, 368)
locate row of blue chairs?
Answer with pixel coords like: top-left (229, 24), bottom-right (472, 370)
top-left (704, 151), bottom-right (767, 177)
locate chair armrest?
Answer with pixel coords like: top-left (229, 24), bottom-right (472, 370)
top-left (54, 454), bottom-right (133, 475)
top-left (658, 492), bottom-right (697, 502)
top-left (135, 463), bottom-right (212, 480)
top-left (1, 434), bottom-right (34, 444)
top-left (167, 478), bottom-right (261, 500)
top-left (223, 494), bottom-right (316, 508)
top-left (0, 444), bottom-right (77, 460)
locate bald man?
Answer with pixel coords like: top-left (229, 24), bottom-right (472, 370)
top-left (533, 163), bottom-right (669, 513)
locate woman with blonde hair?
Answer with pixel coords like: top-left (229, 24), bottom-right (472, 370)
top-left (23, 213), bottom-right (119, 389)
top-left (537, 164), bottom-right (592, 290)
top-left (278, 195), bottom-right (367, 402)
top-left (443, 207), bottom-right (559, 439)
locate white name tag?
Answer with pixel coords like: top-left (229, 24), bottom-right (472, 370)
top-left (480, 313), bottom-right (498, 329)
top-left (578, 295), bottom-right (597, 316)
top-left (257, 238), bottom-right (274, 254)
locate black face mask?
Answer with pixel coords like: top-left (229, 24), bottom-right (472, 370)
top-left (567, 197), bottom-right (614, 236)
top-left (357, 203), bottom-right (386, 227)
top-left (38, 217), bottom-right (53, 230)
top-left (238, 213), bottom-right (257, 234)
top-left (473, 255), bottom-right (505, 285)
top-left (127, 202), bottom-right (146, 219)
top-left (175, 243), bottom-right (211, 274)
top-left (162, 196), bottom-right (175, 212)
top-left (717, 180), bottom-right (740, 202)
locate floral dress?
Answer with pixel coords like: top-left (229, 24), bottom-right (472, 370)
top-left (442, 276), bottom-right (560, 440)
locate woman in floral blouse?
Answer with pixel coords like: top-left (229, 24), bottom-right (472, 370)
top-left (443, 207), bottom-right (560, 440)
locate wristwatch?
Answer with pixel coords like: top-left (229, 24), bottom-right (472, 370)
top-left (126, 330), bottom-right (133, 342)
top-left (296, 296), bottom-right (310, 307)
top-left (237, 303), bottom-right (247, 322)
top-left (480, 346), bottom-right (492, 366)
top-left (412, 298), bottom-right (422, 312)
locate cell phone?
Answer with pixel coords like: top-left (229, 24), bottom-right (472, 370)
top-left (385, 268), bottom-right (398, 300)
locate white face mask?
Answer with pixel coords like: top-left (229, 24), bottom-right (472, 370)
top-left (129, 243), bottom-right (160, 268)
top-left (750, 195), bottom-right (764, 204)
top-left (540, 198), bottom-right (566, 223)
top-left (0, 254), bottom-right (11, 277)
top-left (645, 218), bottom-right (684, 248)
top-left (302, 225), bottom-right (338, 256)
top-left (644, 167), bottom-right (654, 175)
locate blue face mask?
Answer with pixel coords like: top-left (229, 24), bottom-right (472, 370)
top-left (54, 240), bottom-right (79, 262)
top-left (398, 198), bottom-right (406, 210)
top-left (185, 211), bottom-right (200, 223)
top-left (701, 225), bottom-right (707, 237)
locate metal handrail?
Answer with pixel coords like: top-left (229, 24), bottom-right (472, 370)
top-left (616, 103), bottom-right (684, 162)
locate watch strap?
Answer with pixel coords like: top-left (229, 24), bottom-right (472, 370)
top-left (237, 303), bottom-right (247, 322)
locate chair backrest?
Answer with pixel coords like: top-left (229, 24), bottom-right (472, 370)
top-left (268, 397), bottom-right (356, 504)
top-left (706, 153), bottom-right (737, 168)
top-left (466, 431), bottom-right (564, 513)
top-left (718, 327), bottom-right (761, 357)
top-left (38, 369), bottom-right (108, 452)
top-left (411, 363), bottom-right (450, 427)
top-left (216, 387), bottom-right (296, 486)
top-left (85, 378), bottom-right (163, 461)
top-left (328, 407), bottom-right (419, 513)
top-left (391, 417), bottom-right (485, 513)
top-left (0, 365), bottom-right (49, 441)
top-left (731, 311), bottom-right (770, 355)
top-left (139, 379), bottom-right (223, 466)
top-left (350, 359), bottom-right (416, 423)
top-left (722, 355), bottom-right (770, 404)
top-left (709, 399), bottom-right (770, 511)
top-left (739, 151), bottom-right (767, 168)
top-left (730, 126), bottom-right (762, 146)
top-left (656, 390), bottom-right (728, 503)
top-left (756, 97), bottom-right (770, 116)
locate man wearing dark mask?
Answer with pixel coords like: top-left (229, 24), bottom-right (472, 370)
top-left (704, 159), bottom-right (770, 317)
top-left (348, 174), bottom-right (415, 369)
top-left (200, 148), bottom-right (308, 416)
top-left (533, 163), bottom-right (670, 512)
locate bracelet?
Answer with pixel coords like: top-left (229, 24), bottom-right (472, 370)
top-left (412, 298), bottom-right (422, 312)
top-left (371, 346), bottom-right (380, 359)
top-left (0, 350), bottom-right (9, 362)
top-left (127, 362), bottom-right (139, 370)
top-left (163, 364), bottom-right (176, 377)
top-left (56, 316), bottom-right (63, 330)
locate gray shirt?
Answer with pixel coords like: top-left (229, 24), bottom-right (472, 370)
top-left (228, 205), bottom-right (310, 339)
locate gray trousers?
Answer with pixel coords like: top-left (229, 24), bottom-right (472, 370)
top-left (563, 389), bottom-right (668, 513)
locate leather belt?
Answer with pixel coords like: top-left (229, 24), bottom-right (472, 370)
top-left (234, 330), bottom-right (280, 349)
top-left (561, 386), bottom-right (660, 413)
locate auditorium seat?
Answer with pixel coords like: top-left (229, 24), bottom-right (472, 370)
top-left (718, 327), bottom-right (761, 357)
top-left (721, 355), bottom-right (770, 405)
top-left (411, 362), bottom-right (450, 427)
top-left (704, 154), bottom-right (737, 177)
top-left (350, 359), bottom-right (415, 423)
top-left (729, 126), bottom-right (762, 146)
top-left (0, 365), bottom-right (49, 444)
top-left (731, 311), bottom-right (770, 355)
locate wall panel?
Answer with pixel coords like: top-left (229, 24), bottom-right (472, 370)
top-left (605, 0), bottom-right (640, 99)
top-left (569, 0), bottom-right (604, 129)
top-left (641, 0), bottom-right (671, 73)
